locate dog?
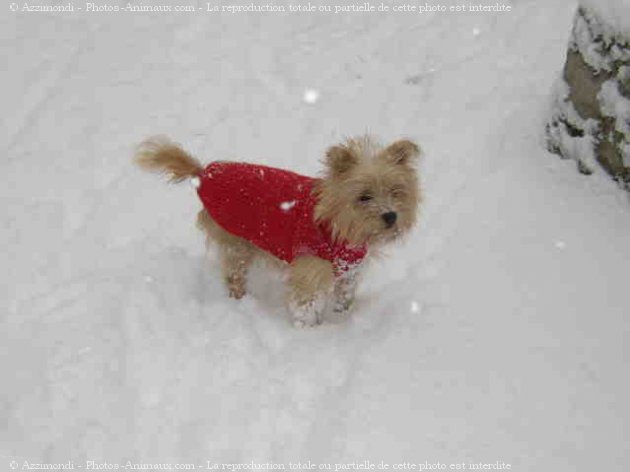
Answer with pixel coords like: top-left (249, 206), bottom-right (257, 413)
top-left (134, 135), bottom-right (421, 327)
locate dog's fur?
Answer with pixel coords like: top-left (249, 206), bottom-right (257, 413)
top-left (135, 135), bottom-right (421, 327)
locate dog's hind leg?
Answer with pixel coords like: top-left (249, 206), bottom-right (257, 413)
top-left (220, 242), bottom-right (254, 300)
top-left (197, 209), bottom-right (254, 299)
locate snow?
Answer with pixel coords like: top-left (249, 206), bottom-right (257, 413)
top-left (190, 176), bottom-right (201, 189)
top-left (569, 5), bottom-right (630, 72)
top-left (579, 0), bottom-right (630, 38)
top-left (280, 200), bottom-right (296, 211)
top-left (598, 79), bottom-right (630, 167)
top-left (303, 89), bottom-right (320, 104)
top-left (3, 0), bottom-right (630, 469)
top-left (599, 79), bottom-right (630, 137)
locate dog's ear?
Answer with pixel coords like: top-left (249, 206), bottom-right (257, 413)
top-left (325, 145), bottom-right (358, 176)
top-left (381, 140), bottom-right (421, 166)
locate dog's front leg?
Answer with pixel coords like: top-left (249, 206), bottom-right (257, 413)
top-left (288, 256), bottom-right (334, 328)
top-left (333, 266), bottom-right (360, 315)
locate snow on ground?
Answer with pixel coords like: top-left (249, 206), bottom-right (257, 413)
top-left (579, 0), bottom-right (630, 38)
top-left (2, 0), bottom-right (630, 469)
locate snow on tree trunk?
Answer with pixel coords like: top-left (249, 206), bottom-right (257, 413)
top-left (546, 3), bottom-right (630, 189)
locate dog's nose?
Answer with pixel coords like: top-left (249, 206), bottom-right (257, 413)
top-left (381, 211), bottom-right (397, 227)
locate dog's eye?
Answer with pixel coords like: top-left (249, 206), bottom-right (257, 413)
top-left (390, 187), bottom-right (406, 198)
top-left (358, 194), bottom-right (373, 203)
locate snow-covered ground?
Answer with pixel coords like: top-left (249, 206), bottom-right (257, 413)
top-left (2, 0), bottom-right (630, 469)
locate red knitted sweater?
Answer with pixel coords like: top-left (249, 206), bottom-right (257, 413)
top-left (196, 162), bottom-right (367, 275)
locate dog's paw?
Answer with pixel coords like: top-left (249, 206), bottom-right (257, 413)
top-left (291, 307), bottom-right (322, 328)
top-left (289, 295), bottom-right (325, 328)
top-left (332, 297), bottom-right (354, 316)
top-left (227, 279), bottom-right (246, 299)
top-left (228, 287), bottom-right (246, 300)
top-left (292, 317), bottom-right (321, 329)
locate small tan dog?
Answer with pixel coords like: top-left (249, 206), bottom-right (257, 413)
top-left (135, 135), bottom-right (421, 327)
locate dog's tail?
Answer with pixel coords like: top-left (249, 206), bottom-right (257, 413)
top-left (134, 136), bottom-right (203, 183)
